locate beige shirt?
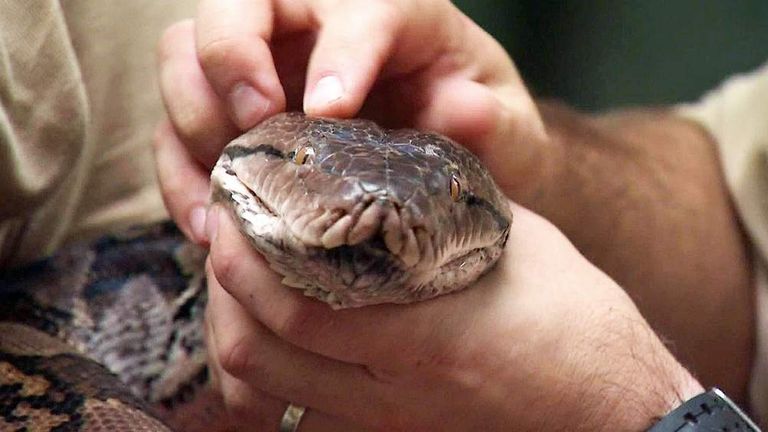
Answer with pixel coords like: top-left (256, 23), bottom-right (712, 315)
top-left (677, 63), bottom-right (768, 423)
top-left (0, 1), bottom-right (194, 267)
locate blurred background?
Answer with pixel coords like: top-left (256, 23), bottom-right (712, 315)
top-left (453, 0), bottom-right (768, 111)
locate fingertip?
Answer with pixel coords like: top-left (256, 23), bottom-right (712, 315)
top-left (157, 19), bottom-right (195, 65)
top-left (229, 82), bottom-right (275, 130)
top-left (195, 0), bottom-right (286, 129)
top-left (197, 35), bottom-right (286, 129)
top-left (189, 205), bottom-right (209, 245)
top-left (153, 119), bottom-right (212, 244)
top-left (204, 204), bottom-right (220, 244)
top-left (302, 1), bottom-right (404, 118)
top-left (303, 75), bottom-right (346, 116)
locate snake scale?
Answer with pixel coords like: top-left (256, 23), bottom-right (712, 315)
top-left (0, 113), bottom-right (511, 431)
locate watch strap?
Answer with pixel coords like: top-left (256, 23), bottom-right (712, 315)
top-left (648, 388), bottom-right (760, 431)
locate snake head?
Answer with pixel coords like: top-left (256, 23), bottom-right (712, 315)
top-left (210, 112), bottom-right (511, 308)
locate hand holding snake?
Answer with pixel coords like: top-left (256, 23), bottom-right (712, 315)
top-left (0, 0), bottom-right (749, 430)
top-left (155, 0), bottom-right (703, 431)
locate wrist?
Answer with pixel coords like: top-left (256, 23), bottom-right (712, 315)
top-left (567, 310), bottom-right (705, 432)
top-left (639, 369), bottom-right (705, 428)
top-left (603, 341), bottom-right (703, 431)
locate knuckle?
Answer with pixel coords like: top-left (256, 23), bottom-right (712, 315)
top-left (166, 105), bottom-right (234, 168)
top-left (210, 243), bottom-right (245, 291)
top-left (197, 35), bottom-right (241, 72)
top-left (273, 304), bottom-right (313, 340)
top-left (196, 34), bottom-right (274, 97)
top-left (169, 105), bottom-right (214, 145)
top-left (371, 0), bottom-right (405, 31)
top-left (217, 333), bottom-right (257, 378)
top-left (272, 301), bottom-right (325, 346)
top-left (157, 19), bottom-right (193, 63)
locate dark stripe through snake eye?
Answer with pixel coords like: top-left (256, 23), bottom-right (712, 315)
top-left (223, 144), bottom-right (285, 160)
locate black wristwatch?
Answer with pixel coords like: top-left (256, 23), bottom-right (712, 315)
top-left (648, 388), bottom-right (761, 431)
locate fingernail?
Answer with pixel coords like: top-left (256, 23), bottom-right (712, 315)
top-left (307, 75), bottom-right (344, 112)
top-left (190, 205), bottom-right (208, 243)
top-left (205, 206), bottom-right (220, 243)
top-left (229, 82), bottom-right (269, 129)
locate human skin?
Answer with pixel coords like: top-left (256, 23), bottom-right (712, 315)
top-left (154, 0), bottom-right (752, 429)
top-left (532, 103), bottom-right (753, 402)
top-left (203, 201), bottom-right (702, 431)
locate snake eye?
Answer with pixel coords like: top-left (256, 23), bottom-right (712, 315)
top-left (449, 175), bottom-right (462, 202)
top-left (293, 146), bottom-right (315, 165)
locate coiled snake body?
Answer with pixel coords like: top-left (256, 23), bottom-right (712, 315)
top-left (0, 113), bottom-right (511, 431)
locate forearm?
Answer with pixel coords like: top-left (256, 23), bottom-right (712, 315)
top-left (530, 101), bottom-right (754, 401)
top-left (575, 313), bottom-right (704, 431)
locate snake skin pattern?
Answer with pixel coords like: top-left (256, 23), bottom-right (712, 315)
top-left (0, 113), bottom-right (511, 431)
top-left (0, 223), bottom-right (222, 432)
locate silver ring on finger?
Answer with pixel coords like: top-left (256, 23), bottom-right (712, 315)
top-left (279, 403), bottom-right (306, 432)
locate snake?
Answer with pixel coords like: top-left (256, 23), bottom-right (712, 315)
top-left (0, 112), bottom-right (512, 431)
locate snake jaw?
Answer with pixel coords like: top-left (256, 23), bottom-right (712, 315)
top-left (212, 161), bottom-right (416, 307)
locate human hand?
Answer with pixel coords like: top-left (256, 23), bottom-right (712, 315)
top-left (204, 202), bottom-right (703, 431)
top-left (155, 0), bottom-right (554, 245)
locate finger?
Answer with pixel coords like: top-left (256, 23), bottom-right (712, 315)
top-left (205, 259), bottom-right (385, 429)
top-left (207, 205), bottom-right (462, 367)
top-left (153, 120), bottom-right (211, 244)
top-left (208, 328), bottom-right (288, 431)
top-left (208, 317), bottom-right (362, 431)
top-left (302, 0), bottom-right (404, 117)
top-left (207, 326), bottom-right (279, 429)
top-left (416, 78), bottom-right (548, 195)
top-left (157, 19), bottom-right (239, 167)
top-left (358, 75), bottom-right (502, 135)
top-left (411, 20), bottom-right (549, 198)
top-left (215, 369), bottom-right (370, 432)
top-left (208, 201), bottom-right (568, 368)
top-left (362, 75), bottom-right (548, 199)
top-left (195, 0), bottom-right (290, 129)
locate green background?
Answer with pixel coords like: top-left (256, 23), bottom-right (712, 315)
top-left (452, 1), bottom-right (768, 111)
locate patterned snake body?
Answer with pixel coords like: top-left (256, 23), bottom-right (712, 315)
top-left (0, 113), bottom-right (511, 430)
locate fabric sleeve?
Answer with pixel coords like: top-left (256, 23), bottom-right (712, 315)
top-left (0, 1), bottom-right (90, 267)
top-left (0, 1), bottom-right (195, 268)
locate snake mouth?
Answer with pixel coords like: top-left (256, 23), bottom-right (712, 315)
top-left (210, 157), bottom-right (287, 249)
top-left (213, 157), bottom-right (499, 279)
top-left (237, 180), bottom-right (278, 218)
top-left (212, 155), bottom-right (278, 214)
